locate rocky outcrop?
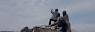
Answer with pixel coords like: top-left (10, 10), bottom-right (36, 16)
top-left (21, 27), bottom-right (33, 32)
top-left (21, 25), bottom-right (78, 32)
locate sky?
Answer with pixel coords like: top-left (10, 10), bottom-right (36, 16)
top-left (0, 0), bottom-right (95, 32)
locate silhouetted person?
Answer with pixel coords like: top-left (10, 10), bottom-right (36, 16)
top-left (50, 11), bottom-right (71, 32)
top-left (63, 11), bottom-right (71, 32)
top-left (49, 9), bottom-right (60, 25)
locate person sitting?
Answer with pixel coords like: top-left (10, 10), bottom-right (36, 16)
top-left (62, 11), bottom-right (71, 32)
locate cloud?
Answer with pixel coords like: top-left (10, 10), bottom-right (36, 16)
top-left (0, 11), bottom-right (11, 22)
top-left (59, 0), bottom-right (95, 14)
top-left (71, 24), bottom-right (95, 32)
top-left (0, 0), bottom-right (50, 31)
top-left (72, 24), bottom-right (95, 29)
top-left (0, 11), bottom-right (12, 31)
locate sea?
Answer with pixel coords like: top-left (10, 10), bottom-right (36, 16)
top-left (0, 31), bottom-right (20, 32)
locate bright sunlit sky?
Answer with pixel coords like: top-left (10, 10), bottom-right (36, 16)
top-left (0, 0), bottom-right (95, 32)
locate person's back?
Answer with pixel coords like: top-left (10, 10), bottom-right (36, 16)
top-left (62, 11), bottom-right (71, 32)
top-left (57, 16), bottom-right (67, 32)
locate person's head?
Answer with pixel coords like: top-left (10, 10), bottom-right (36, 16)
top-left (62, 11), bottom-right (67, 16)
top-left (55, 9), bottom-right (58, 11)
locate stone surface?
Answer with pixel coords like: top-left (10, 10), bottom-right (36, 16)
top-left (21, 25), bottom-right (78, 32)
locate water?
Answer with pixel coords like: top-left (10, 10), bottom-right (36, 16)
top-left (0, 31), bottom-right (20, 32)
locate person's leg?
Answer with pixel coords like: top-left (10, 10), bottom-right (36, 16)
top-left (49, 19), bottom-right (53, 25)
top-left (49, 19), bottom-right (51, 25)
top-left (54, 20), bottom-right (57, 22)
top-left (53, 20), bottom-right (57, 30)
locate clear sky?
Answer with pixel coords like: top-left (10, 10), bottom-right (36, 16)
top-left (0, 0), bottom-right (95, 32)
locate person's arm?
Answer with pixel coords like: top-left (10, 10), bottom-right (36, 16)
top-left (67, 15), bottom-right (70, 25)
top-left (67, 15), bottom-right (69, 21)
top-left (65, 15), bottom-right (70, 27)
top-left (51, 9), bottom-right (53, 14)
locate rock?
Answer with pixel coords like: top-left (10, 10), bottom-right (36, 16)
top-left (21, 27), bottom-right (31, 32)
top-left (21, 25), bottom-right (79, 32)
